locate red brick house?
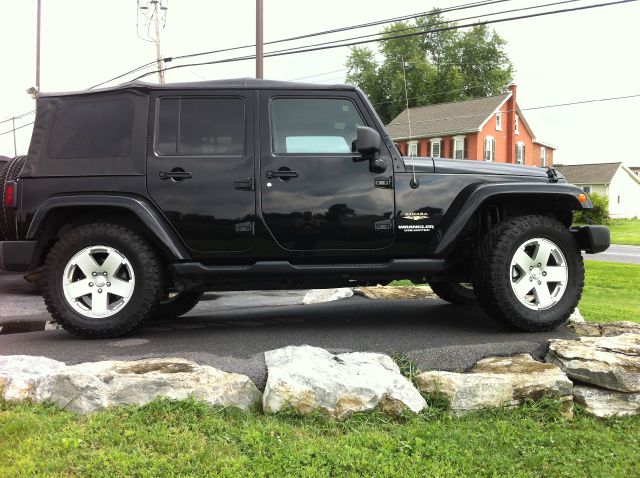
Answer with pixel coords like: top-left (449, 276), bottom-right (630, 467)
top-left (386, 84), bottom-right (556, 167)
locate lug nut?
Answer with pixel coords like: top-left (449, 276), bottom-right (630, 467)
top-left (529, 266), bottom-right (533, 271)
top-left (103, 272), bottom-right (108, 276)
top-left (537, 263), bottom-right (541, 267)
top-left (106, 282), bottom-right (111, 287)
top-left (98, 288), bottom-right (103, 293)
top-left (529, 277), bottom-right (533, 282)
top-left (89, 282), bottom-right (94, 287)
top-left (92, 272), bottom-right (97, 277)
top-left (542, 271), bottom-right (547, 276)
top-left (537, 281), bottom-right (542, 285)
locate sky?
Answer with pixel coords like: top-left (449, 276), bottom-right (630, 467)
top-left (1, 0), bottom-right (639, 166)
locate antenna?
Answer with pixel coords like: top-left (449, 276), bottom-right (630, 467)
top-left (402, 58), bottom-right (419, 188)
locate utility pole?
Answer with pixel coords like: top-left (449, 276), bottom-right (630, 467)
top-left (256, 0), bottom-right (263, 79)
top-left (36, 0), bottom-right (41, 91)
top-left (138, 0), bottom-right (167, 84)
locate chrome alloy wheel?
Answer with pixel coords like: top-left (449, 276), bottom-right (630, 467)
top-left (62, 245), bottom-right (135, 318)
top-left (509, 237), bottom-right (568, 310)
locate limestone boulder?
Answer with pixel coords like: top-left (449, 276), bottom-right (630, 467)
top-left (416, 354), bottom-right (573, 416)
top-left (302, 288), bottom-right (353, 305)
top-left (49, 358), bottom-right (261, 414)
top-left (567, 320), bottom-right (640, 338)
top-left (355, 285), bottom-right (437, 300)
top-left (573, 385), bottom-right (640, 417)
top-left (0, 355), bottom-right (67, 402)
top-left (547, 334), bottom-right (640, 392)
top-left (263, 345), bottom-right (426, 419)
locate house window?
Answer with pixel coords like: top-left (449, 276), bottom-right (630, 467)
top-left (430, 138), bottom-right (441, 158)
top-left (582, 186), bottom-right (591, 194)
top-left (516, 142), bottom-right (525, 165)
top-left (495, 112), bottom-right (502, 131)
top-left (484, 136), bottom-right (495, 162)
top-left (408, 140), bottom-right (418, 157)
top-left (453, 136), bottom-right (465, 159)
top-left (540, 147), bottom-right (547, 167)
top-left (515, 114), bottom-right (520, 135)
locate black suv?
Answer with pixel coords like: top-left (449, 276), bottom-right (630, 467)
top-left (0, 79), bottom-right (609, 338)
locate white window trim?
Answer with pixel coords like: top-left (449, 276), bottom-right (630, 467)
top-left (453, 135), bottom-right (465, 159)
top-left (408, 140), bottom-right (418, 157)
top-left (516, 141), bottom-right (525, 165)
top-left (540, 147), bottom-right (547, 167)
top-left (430, 137), bottom-right (442, 158)
top-left (515, 114), bottom-right (520, 135)
top-left (495, 112), bottom-right (502, 131)
top-left (484, 135), bottom-right (495, 162)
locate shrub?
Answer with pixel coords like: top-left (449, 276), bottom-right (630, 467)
top-left (574, 192), bottom-right (609, 225)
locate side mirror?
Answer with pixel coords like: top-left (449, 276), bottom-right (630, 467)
top-left (356, 126), bottom-right (381, 156)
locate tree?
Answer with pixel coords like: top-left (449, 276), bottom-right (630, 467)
top-left (345, 11), bottom-right (514, 124)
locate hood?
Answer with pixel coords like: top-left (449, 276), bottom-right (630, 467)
top-left (404, 157), bottom-right (551, 178)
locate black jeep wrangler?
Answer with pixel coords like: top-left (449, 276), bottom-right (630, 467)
top-left (0, 79), bottom-right (609, 338)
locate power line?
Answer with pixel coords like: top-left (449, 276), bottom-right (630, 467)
top-left (0, 121), bottom-right (35, 137)
top-left (93, 0), bottom-right (513, 89)
top-left (128, 0), bottom-right (638, 82)
top-left (0, 110), bottom-right (36, 125)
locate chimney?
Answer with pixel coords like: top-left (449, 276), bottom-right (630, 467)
top-left (506, 83), bottom-right (517, 163)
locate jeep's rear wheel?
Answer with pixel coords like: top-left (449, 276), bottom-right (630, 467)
top-left (430, 282), bottom-right (476, 305)
top-left (474, 215), bottom-right (583, 332)
top-left (41, 223), bottom-right (163, 338)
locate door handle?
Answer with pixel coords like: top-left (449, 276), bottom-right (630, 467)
top-left (266, 170), bottom-right (299, 179)
top-left (159, 169), bottom-right (192, 181)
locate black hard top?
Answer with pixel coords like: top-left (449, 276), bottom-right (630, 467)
top-left (40, 78), bottom-right (356, 97)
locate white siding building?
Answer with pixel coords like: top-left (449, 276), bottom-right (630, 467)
top-left (554, 162), bottom-right (640, 218)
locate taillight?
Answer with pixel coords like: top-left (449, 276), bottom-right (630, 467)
top-left (4, 181), bottom-right (16, 209)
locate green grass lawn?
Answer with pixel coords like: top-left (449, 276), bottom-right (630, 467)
top-left (1, 399), bottom-right (639, 477)
top-left (608, 218), bottom-right (640, 246)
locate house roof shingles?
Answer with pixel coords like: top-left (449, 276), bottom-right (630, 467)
top-left (553, 162), bottom-right (622, 185)
top-left (386, 93), bottom-right (510, 139)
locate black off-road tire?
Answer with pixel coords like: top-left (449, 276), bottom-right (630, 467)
top-left (148, 291), bottom-right (203, 321)
top-left (41, 223), bottom-right (164, 338)
top-left (430, 282), bottom-right (477, 305)
top-left (474, 214), bottom-right (584, 332)
top-left (0, 155), bottom-right (26, 241)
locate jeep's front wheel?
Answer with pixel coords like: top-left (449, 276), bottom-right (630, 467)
top-left (474, 215), bottom-right (584, 332)
top-left (41, 223), bottom-right (163, 338)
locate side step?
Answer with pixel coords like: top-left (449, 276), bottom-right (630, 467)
top-left (173, 259), bottom-right (446, 278)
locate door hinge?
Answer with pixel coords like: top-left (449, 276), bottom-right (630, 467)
top-left (374, 219), bottom-right (394, 232)
top-left (234, 178), bottom-right (254, 191)
top-left (374, 176), bottom-right (393, 189)
top-left (235, 221), bottom-right (254, 234)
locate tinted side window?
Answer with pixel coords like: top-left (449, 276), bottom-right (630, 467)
top-left (271, 98), bottom-right (365, 154)
top-left (157, 97), bottom-right (245, 156)
top-left (47, 98), bottom-right (134, 159)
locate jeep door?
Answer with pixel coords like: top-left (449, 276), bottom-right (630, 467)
top-left (259, 91), bottom-right (395, 252)
top-left (146, 91), bottom-right (256, 253)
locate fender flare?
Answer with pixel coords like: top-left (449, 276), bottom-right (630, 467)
top-left (27, 194), bottom-right (190, 260)
top-left (430, 182), bottom-right (590, 257)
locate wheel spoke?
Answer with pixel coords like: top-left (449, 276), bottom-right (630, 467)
top-left (73, 253), bottom-right (99, 278)
top-left (101, 252), bottom-right (124, 277)
top-left (534, 283), bottom-right (553, 308)
top-left (533, 241), bottom-right (553, 267)
top-left (108, 278), bottom-right (135, 298)
top-left (513, 277), bottom-right (534, 299)
top-left (91, 291), bottom-right (109, 315)
top-left (66, 279), bottom-right (92, 299)
top-left (544, 266), bottom-right (566, 283)
top-left (512, 248), bottom-right (533, 271)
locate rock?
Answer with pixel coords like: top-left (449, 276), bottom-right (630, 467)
top-left (567, 320), bottom-right (640, 337)
top-left (567, 307), bottom-right (585, 323)
top-left (0, 355), bottom-right (67, 402)
top-left (49, 358), bottom-right (261, 414)
top-left (573, 385), bottom-right (640, 417)
top-left (263, 345), bottom-right (426, 419)
top-left (416, 354), bottom-right (573, 417)
top-left (302, 288), bottom-right (353, 305)
top-left (547, 334), bottom-right (640, 392)
top-left (355, 285), bottom-right (437, 300)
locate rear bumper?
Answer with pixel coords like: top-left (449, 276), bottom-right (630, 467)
top-left (0, 241), bottom-right (36, 271)
top-left (571, 226), bottom-right (610, 254)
